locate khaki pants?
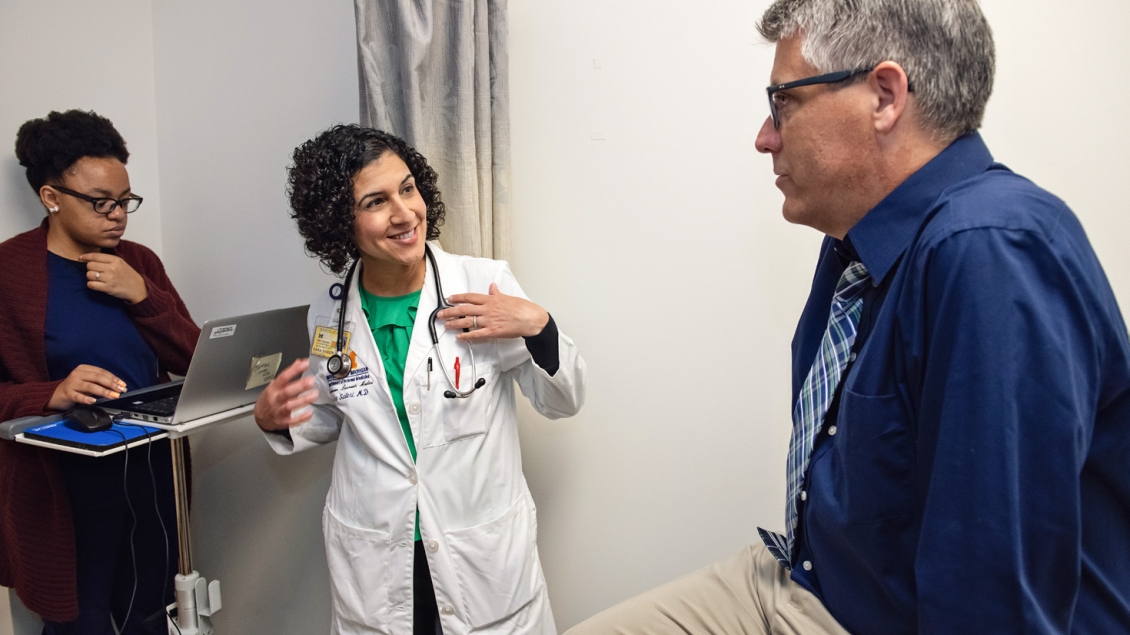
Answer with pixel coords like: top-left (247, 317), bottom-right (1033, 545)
top-left (564, 542), bottom-right (850, 635)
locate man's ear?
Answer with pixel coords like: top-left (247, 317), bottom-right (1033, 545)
top-left (871, 61), bottom-right (911, 134)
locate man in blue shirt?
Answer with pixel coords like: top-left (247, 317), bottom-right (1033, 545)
top-left (567, 0), bottom-right (1130, 634)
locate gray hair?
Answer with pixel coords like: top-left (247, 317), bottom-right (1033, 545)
top-left (757, 0), bottom-right (995, 143)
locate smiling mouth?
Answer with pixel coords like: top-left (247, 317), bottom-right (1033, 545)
top-left (389, 227), bottom-right (416, 241)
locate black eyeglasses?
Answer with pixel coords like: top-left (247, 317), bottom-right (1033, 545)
top-left (766, 67), bottom-right (875, 129)
top-left (51, 185), bottom-right (143, 215)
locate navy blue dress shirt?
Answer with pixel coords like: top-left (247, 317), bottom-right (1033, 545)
top-left (44, 252), bottom-right (159, 390)
top-left (789, 134), bottom-right (1130, 635)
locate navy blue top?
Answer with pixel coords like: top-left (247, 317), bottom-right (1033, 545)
top-left (44, 252), bottom-right (159, 390)
top-left (790, 134), bottom-right (1130, 634)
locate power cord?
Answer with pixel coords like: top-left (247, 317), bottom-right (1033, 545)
top-left (105, 426), bottom-right (139, 633)
top-left (116, 420), bottom-right (180, 634)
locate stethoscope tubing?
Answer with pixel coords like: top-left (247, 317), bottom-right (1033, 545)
top-left (331, 244), bottom-right (484, 399)
top-left (424, 245), bottom-right (483, 399)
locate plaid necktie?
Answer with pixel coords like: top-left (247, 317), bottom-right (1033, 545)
top-left (760, 261), bottom-right (870, 568)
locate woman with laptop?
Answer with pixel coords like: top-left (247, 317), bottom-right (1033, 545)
top-left (254, 125), bottom-right (587, 635)
top-left (0, 110), bottom-right (199, 633)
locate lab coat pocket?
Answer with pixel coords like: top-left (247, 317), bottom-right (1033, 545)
top-left (444, 494), bottom-right (541, 627)
top-left (323, 507), bottom-right (391, 630)
top-left (438, 364), bottom-right (496, 444)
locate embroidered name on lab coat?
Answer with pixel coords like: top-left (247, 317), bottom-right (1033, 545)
top-left (327, 366), bottom-right (374, 402)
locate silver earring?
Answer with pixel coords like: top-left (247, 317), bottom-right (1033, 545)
top-left (48, 206), bottom-right (59, 213)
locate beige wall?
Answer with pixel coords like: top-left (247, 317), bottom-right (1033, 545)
top-left (1, 0), bottom-right (1128, 633)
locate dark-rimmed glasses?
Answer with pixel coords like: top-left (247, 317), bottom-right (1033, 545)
top-left (766, 67), bottom-right (875, 129)
top-left (51, 185), bottom-right (143, 215)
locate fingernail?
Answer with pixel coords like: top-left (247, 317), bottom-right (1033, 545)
top-left (109, 392), bottom-right (120, 399)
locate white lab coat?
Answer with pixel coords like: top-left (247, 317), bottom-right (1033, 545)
top-left (264, 244), bottom-right (586, 635)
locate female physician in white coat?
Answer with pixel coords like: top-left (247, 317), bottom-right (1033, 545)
top-left (254, 125), bottom-right (586, 635)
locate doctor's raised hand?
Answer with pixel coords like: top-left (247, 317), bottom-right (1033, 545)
top-left (258, 124), bottom-right (586, 635)
top-left (253, 358), bottom-right (318, 431)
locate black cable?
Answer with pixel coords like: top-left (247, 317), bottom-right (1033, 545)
top-left (105, 426), bottom-right (139, 633)
top-left (119, 421), bottom-right (176, 633)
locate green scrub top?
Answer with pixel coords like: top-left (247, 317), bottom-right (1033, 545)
top-left (359, 284), bottom-right (422, 541)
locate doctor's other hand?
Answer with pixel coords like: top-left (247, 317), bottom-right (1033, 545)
top-left (254, 358), bottom-right (318, 431)
top-left (78, 253), bottom-right (149, 305)
top-left (441, 283), bottom-right (549, 342)
top-left (48, 364), bottom-right (128, 411)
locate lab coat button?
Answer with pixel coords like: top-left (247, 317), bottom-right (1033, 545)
top-left (409, 471), bottom-right (418, 485)
top-left (396, 604), bottom-right (406, 611)
top-left (803, 560), bottom-right (813, 571)
top-left (441, 605), bottom-right (454, 616)
top-left (827, 425), bottom-right (837, 436)
top-left (407, 401), bottom-right (422, 415)
top-left (427, 540), bottom-right (439, 553)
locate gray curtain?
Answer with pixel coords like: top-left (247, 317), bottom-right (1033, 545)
top-left (355, 0), bottom-right (511, 261)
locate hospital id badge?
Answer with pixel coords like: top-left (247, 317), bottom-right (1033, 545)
top-left (311, 325), bottom-right (350, 358)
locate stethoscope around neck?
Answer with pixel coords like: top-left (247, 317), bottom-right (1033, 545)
top-left (326, 244), bottom-right (486, 399)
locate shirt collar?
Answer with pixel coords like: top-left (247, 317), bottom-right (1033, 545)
top-left (843, 132), bottom-right (995, 284)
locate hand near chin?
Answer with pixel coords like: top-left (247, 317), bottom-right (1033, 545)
top-left (78, 253), bottom-right (149, 304)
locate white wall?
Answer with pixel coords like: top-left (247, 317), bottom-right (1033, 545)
top-left (507, 1), bottom-right (805, 627)
top-left (0, 1), bottom-right (1128, 634)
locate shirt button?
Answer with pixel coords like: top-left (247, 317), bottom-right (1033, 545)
top-left (427, 540), bottom-right (439, 553)
top-left (800, 490), bottom-right (807, 502)
top-left (407, 402), bottom-right (421, 415)
top-left (409, 471), bottom-right (418, 485)
top-left (849, 352), bottom-right (857, 362)
top-left (827, 425), bottom-right (837, 436)
top-left (803, 560), bottom-right (813, 571)
top-left (441, 605), bottom-right (454, 616)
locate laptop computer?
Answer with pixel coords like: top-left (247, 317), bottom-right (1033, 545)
top-left (98, 305), bottom-right (310, 425)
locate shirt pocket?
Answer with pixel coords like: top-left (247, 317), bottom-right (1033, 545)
top-left (443, 493), bottom-right (542, 627)
top-left (832, 387), bottom-right (914, 524)
top-left (323, 506), bottom-right (391, 629)
top-left (432, 363), bottom-right (497, 445)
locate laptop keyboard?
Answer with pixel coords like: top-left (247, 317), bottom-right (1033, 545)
top-left (126, 396), bottom-right (180, 417)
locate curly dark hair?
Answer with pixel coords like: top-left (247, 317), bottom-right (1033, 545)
top-left (14, 110), bottom-right (129, 192)
top-left (287, 125), bottom-right (446, 275)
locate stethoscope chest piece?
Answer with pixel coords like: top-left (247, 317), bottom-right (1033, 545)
top-left (327, 351), bottom-right (352, 379)
top-left (328, 262), bottom-right (359, 379)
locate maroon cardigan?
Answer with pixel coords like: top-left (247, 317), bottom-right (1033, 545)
top-left (0, 220), bottom-right (199, 621)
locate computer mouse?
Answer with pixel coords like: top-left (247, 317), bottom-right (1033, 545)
top-left (67, 405), bottom-right (114, 432)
